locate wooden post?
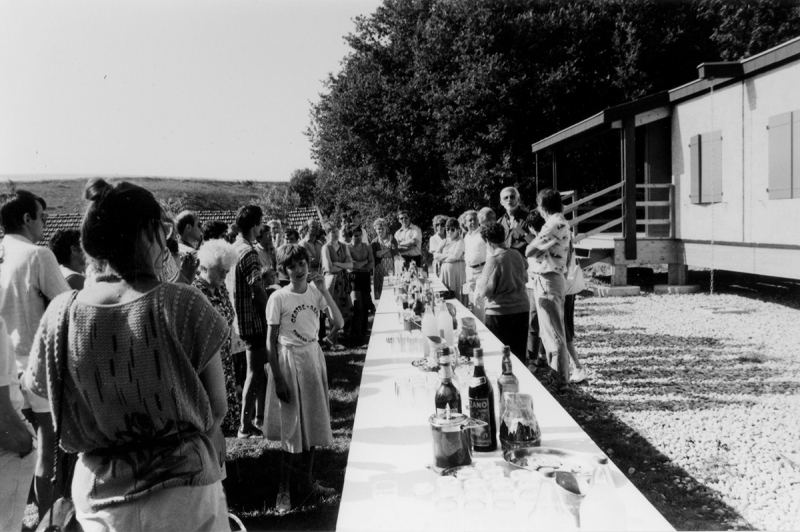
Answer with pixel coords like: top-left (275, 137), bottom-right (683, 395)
top-left (621, 117), bottom-right (637, 260)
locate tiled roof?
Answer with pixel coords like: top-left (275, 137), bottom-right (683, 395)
top-left (0, 207), bottom-right (323, 245)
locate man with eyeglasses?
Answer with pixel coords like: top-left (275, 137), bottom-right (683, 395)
top-left (499, 187), bottom-right (532, 256)
top-left (428, 215), bottom-right (447, 276)
top-left (394, 211), bottom-right (423, 269)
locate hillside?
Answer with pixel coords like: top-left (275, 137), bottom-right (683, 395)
top-left (2, 177), bottom-right (286, 215)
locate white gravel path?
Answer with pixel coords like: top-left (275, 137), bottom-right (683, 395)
top-left (574, 289), bottom-right (800, 531)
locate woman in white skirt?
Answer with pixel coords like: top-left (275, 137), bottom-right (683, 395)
top-left (433, 217), bottom-right (467, 302)
top-left (264, 244), bottom-right (344, 514)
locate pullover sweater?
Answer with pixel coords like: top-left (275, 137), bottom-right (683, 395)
top-left (475, 248), bottom-right (529, 315)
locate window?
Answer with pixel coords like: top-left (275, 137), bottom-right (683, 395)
top-left (689, 131), bottom-right (722, 204)
top-left (767, 111), bottom-right (800, 200)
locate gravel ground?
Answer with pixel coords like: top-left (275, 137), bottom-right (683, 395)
top-left (571, 274), bottom-right (800, 531)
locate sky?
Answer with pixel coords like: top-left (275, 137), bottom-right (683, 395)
top-left (0, 0), bottom-right (383, 182)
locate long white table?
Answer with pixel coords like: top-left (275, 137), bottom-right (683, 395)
top-left (336, 285), bottom-right (673, 532)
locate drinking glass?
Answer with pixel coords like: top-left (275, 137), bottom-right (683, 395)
top-left (474, 461), bottom-right (496, 473)
top-left (413, 482), bottom-right (434, 500)
top-left (456, 467), bottom-right (479, 486)
top-left (412, 376), bottom-right (428, 411)
top-left (480, 466), bottom-right (505, 482)
top-left (394, 378), bottom-right (411, 408)
top-left (464, 478), bottom-right (487, 493)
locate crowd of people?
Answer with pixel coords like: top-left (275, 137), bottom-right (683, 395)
top-left (0, 179), bottom-right (586, 529)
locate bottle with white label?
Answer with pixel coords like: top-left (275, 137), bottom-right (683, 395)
top-left (468, 348), bottom-right (497, 452)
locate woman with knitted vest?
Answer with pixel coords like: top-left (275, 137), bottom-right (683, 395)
top-left (26, 179), bottom-right (231, 531)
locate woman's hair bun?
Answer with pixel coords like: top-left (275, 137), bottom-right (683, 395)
top-left (85, 178), bottom-right (111, 202)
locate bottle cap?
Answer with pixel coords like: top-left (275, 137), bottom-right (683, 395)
top-left (501, 346), bottom-right (511, 356)
top-left (473, 347), bottom-right (484, 358)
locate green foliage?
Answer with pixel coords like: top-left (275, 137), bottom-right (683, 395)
top-left (309, 0), bottom-right (800, 226)
top-left (159, 193), bottom-right (190, 220)
top-left (288, 168), bottom-right (319, 206)
top-left (258, 184), bottom-right (301, 222)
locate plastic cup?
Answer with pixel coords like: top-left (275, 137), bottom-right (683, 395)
top-left (480, 466), bottom-right (504, 482)
top-left (464, 478), bottom-right (487, 492)
top-left (474, 461), bottom-right (496, 473)
top-left (456, 467), bottom-right (479, 485)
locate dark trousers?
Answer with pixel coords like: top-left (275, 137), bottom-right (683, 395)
top-left (485, 312), bottom-right (529, 363)
top-left (527, 288), bottom-right (542, 360)
top-left (401, 255), bottom-right (422, 269)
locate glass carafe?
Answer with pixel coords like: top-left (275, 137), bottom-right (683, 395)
top-left (528, 468), bottom-right (578, 531)
top-left (456, 317), bottom-right (480, 359)
top-left (499, 392), bottom-right (541, 451)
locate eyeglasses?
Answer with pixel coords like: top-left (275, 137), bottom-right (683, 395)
top-left (399, 217), bottom-right (409, 220)
top-left (436, 222), bottom-right (446, 226)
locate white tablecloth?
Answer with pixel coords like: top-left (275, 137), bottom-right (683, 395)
top-left (336, 285), bottom-right (674, 532)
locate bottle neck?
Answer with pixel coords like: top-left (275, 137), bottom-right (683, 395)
top-left (501, 354), bottom-right (513, 374)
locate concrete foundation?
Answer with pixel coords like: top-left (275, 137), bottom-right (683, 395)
top-left (654, 284), bottom-right (702, 295)
top-left (592, 285), bottom-right (641, 297)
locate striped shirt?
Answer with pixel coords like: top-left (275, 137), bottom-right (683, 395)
top-left (226, 236), bottom-right (266, 336)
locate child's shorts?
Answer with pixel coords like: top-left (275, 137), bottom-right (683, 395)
top-left (264, 341), bottom-right (333, 453)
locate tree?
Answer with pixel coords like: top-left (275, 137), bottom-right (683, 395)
top-left (258, 184), bottom-right (300, 223)
top-left (309, 0), bottom-right (800, 224)
top-left (288, 168), bottom-right (319, 206)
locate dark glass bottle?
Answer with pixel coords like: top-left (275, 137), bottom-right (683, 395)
top-left (412, 292), bottom-right (426, 317)
top-left (497, 346), bottom-right (519, 421)
top-left (468, 348), bottom-right (497, 452)
top-left (435, 348), bottom-right (461, 416)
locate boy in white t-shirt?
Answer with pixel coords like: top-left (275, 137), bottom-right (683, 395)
top-left (264, 244), bottom-right (344, 514)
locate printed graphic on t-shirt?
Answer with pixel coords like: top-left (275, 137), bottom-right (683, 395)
top-left (289, 302), bottom-right (319, 343)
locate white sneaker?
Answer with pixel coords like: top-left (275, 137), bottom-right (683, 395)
top-left (570, 367), bottom-right (587, 383)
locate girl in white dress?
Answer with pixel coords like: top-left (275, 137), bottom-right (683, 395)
top-left (265, 244), bottom-right (344, 513)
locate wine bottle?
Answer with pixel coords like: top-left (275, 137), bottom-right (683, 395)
top-left (437, 301), bottom-right (455, 347)
top-left (435, 348), bottom-right (461, 416)
top-left (468, 348), bottom-right (497, 452)
top-left (421, 303), bottom-right (438, 363)
top-left (497, 346), bottom-right (519, 421)
top-left (412, 292), bottom-right (426, 317)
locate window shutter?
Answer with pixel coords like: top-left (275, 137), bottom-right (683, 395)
top-left (690, 134), bottom-right (701, 204)
top-left (769, 112), bottom-right (792, 200)
top-left (701, 131), bottom-right (723, 203)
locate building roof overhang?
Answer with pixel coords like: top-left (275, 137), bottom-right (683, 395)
top-left (532, 35), bottom-right (800, 155)
top-left (531, 91), bottom-right (670, 155)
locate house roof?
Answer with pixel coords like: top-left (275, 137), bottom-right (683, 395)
top-left (531, 35), bottom-right (800, 155)
top-left (0, 206), bottom-right (323, 245)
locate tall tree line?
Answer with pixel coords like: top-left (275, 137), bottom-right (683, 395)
top-left (307, 0), bottom-right (800, 225)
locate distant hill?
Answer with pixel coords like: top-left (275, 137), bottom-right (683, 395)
top-left (1, 177), bottom-right (286, 215)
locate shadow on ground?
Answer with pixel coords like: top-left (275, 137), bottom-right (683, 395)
top-left (593, 268), bottom-right (800, 311)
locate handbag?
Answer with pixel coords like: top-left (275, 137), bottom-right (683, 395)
top-left (37, 292), bottom-right (83, 532)
top-left (565, 241), bottom-right (586, 296)
top-left (565, 257), bottom-right (586, 295)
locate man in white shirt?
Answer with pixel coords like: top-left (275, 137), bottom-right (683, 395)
top-left (176, 210), bottom-right (204, 253)
top-left (394, 210), bottom-right (423, 269)
top-left (463, 210), bottom-right (487, 282)
top-left (0, 316), bottom-right (36, 532)
top-left (499, 186), bottom-right (532, 256)
top-left (0, 190), bottom-right (70, 518)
